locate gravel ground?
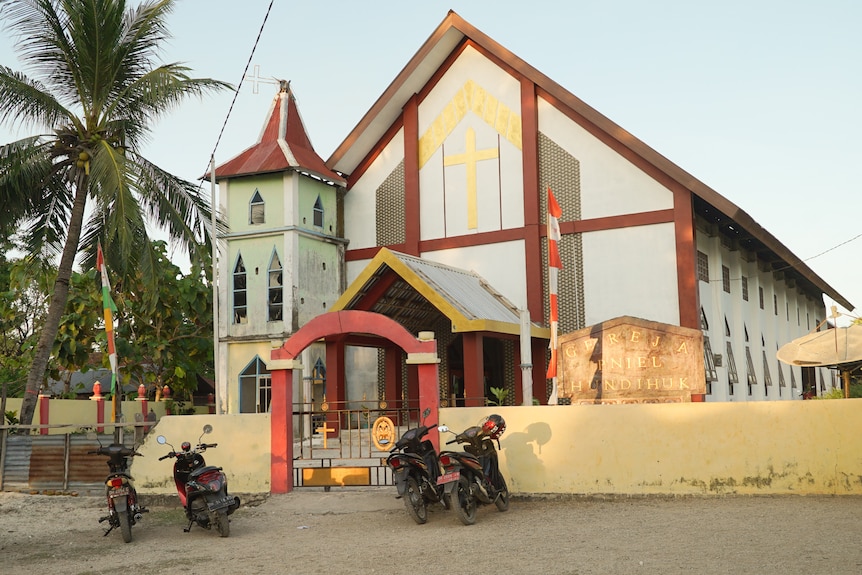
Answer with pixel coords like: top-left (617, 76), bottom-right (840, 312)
top-left (1, 488), bottom-right (860, 575)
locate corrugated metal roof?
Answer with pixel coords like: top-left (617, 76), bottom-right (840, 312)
top-left (332, 248), bottom-right (548, 338)
top-left (398, 253), bottom-right (520, 325)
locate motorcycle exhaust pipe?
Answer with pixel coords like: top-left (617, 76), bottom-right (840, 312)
top-left (134, 513), bottom-right (143, 522)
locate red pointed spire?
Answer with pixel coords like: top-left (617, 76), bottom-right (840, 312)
top-left (214, 81), bottom-right (345, 185)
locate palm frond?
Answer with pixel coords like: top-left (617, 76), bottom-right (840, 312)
top-left (0, 66), bottom-right (72, 131)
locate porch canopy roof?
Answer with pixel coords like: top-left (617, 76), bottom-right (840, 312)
top-left (330, 248), bottom-right (549, 340)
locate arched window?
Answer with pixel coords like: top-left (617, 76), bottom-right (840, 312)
top-left (249, 189), bottom-right (265, 224)
top-left (313, 195), bottom-right (324, 227)
top-left (233, 254), bottom-right (247, 324)
top-left (239, 356), bottom-right (271, 413)
top-left (268, 250), bottom-right (283, 321)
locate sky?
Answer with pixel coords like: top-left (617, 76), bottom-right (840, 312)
top-left (0, 0), bottom-right (860, 324)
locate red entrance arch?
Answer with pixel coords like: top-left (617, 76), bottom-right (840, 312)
top-left (268, 310), bottom-right (440, 493)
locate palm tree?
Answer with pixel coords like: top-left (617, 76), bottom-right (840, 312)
top-left (0, 0), bottom-right (230, 426)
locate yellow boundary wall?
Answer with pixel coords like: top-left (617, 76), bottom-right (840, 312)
top-left (438, 400), bottom-right (862, 495)
top-left (9, 399), bottom-right (862, 495)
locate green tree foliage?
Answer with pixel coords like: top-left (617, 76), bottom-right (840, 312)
top-left (114, 241), bottom-right (213, 404)
top-left (0, 0), bottom-right (229, 424)
top-left (0, 256), bottom-right (52, 396)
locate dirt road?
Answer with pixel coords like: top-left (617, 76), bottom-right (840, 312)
top-left (1, 489), bottom-right (860, 574)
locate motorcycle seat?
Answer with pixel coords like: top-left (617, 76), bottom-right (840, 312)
top-left (189, 465), bottom-right (222, 479)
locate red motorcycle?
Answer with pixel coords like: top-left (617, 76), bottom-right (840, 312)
top-left (89, 441), bottom-right (148, 543)
top-left (156, 425), bottom-right (240, 537)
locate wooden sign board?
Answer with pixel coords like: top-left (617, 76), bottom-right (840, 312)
top-left (556, 316), bottom-right (705, 404)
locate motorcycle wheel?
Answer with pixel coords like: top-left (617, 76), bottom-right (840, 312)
top-left (494, 476), bottom-right (510, 512)
top-left (118, 509), bottom-right (133, 543)
top-left (404, 476), bottom-right (428, 524)
top-left (453, 477), bottom-right (477, 526)
top-left (215, 509), bottom-right (230, 537)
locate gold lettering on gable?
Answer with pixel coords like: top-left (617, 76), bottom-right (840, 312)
top-left (417, 79), bottom-right (523, 169)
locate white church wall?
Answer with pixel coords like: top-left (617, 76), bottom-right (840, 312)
top-left (417, 47), bottom-right (524, 240)
top-left (537, 98), bottom-right (673, 218)
top-left (343, 127), bottom-right (405, 251)
top-left (580, 223), bottom-right (680, 326)
top-left (696, 225), bottom-right (830, 402)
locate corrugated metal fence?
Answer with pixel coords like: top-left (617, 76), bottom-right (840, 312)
top-left (0, 427), bottom-right (139, 494)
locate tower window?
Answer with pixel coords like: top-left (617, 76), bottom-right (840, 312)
top-left (313, 195), bottom-right (324, 227)
top-left (233, 254), bottom-right (248, 324)
top-left (250, 189), bottom-right (265, 225)
top-left (268, 250), bottom-right (283, 321)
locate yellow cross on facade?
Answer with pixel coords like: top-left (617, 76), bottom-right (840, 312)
top-left (443, 127), bottom-right (499, 229)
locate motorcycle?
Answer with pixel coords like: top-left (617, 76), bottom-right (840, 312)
top-left (156, 424), bottom-right (240, 537)
top-left (386, 408), bottom-right (449, 524)
top-left (437, 413), bottom-right (510, 525)
top-left (89, 439), bottom-right (148, 543)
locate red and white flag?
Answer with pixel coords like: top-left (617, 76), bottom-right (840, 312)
top-left (546, 187), bottom-right (562, 404)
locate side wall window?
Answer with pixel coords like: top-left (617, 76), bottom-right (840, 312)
top-left (268, 250), bottom-right (283, 321)
top-left (233, 254), bottom-right (248, 324)
top-left (250, 189), bottom-right (265, 225)
top-left (313, 195), bottom-right (324, 227)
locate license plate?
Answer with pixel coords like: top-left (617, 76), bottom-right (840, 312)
top-left (436, 471), bottom-right (459, 485)
top-left (109, 487), bottom-right (130, 497)
top-left (207, 496), bottom-right (233, 511)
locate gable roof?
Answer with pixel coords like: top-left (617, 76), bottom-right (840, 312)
top-left (214, 81), bottom-right (346, 186)
top-left (331, 248), bottom-right (549, 338)
top-left (326, 11), bottom-right (852, 312)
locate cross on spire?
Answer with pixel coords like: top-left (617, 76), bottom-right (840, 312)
top-left (243, 64), bottom-right (280, 94)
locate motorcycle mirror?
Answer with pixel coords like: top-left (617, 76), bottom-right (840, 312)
top-left (437, 425), bottom-right (449, 433)
top-left (202, 424), bottom-right (213, 435)
top-left (156, 435), bottom-right (167, 445)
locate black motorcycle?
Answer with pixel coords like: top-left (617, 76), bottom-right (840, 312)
top-left (386, 408), bottom-right (449, 524)
top-left (157, 425), bottom-right (240, 537)
top-left (89, 440), bottom-right (148, 543)
top-left (437, 414), bottom-right (510, 525)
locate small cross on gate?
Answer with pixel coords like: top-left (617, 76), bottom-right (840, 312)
top-left (316, 421), bottom-right (336, 448)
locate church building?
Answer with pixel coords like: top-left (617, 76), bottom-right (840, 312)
top-left (211, 11), bottom-right (851, 415)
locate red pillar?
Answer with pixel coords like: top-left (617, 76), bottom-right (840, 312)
top-left (532, 339), bottom-right (547, 404)
top-left (412, 339), bottom-right (440, 452)
top-left (463, 333), bottom-right (485, 407)
top-left (384, 346), bottom-right (403, 421)
top-left (270, 365), bottom-right (294, 494)
top-left (96, 398), bottom-right (105, 433)
top-left (325, 339), bottom-right (345, 435)
top-left (38, 395), bottom-right (49, 435)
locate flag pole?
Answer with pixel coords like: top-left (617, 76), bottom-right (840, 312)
top-left (210, 156), bottom-right (222, 415)
top-left (97, 244), bottom-right (122, 442)
top-left (546, 186), bottom-right (562, 405)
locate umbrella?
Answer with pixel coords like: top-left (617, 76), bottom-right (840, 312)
top-left (777, 323), bottom-right (862, 368)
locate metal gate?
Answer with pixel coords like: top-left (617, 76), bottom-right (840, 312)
top-left (291, 404), bottom-right (421, 489)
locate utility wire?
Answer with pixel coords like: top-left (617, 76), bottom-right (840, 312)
top-left (203, 0), bottom-right (275, 174)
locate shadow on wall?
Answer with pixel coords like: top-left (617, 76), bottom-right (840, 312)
top-left (499, 421), bottom-right (552, 492)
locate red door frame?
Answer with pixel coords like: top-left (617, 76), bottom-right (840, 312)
top-left (268, 310), bottom-right (440, 493)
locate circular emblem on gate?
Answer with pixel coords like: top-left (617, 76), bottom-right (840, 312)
top-left (372, 416), bottom-right (396, 451)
